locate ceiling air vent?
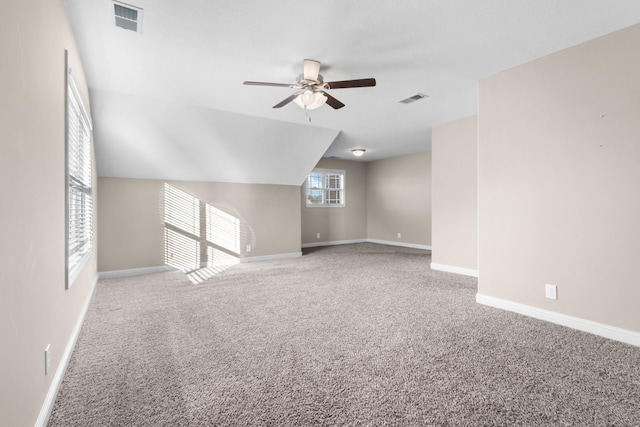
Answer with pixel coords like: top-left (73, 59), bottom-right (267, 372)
top-left (114, 2), bottom-right (142, 33)
top-left (398, 93), bottom-right (428, 104)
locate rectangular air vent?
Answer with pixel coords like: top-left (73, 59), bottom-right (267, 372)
top-left (114, 2), bottom-right (142, 33)
top-left (398, 93), bottom-right (428, 104)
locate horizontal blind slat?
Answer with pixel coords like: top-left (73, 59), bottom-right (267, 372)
top-left (67, 73), bottom-right (93, 276)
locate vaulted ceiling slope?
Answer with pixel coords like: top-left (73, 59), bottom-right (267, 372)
top-left (65, 1), bottom-right (640, 185)
top-left (91, 89), bottom-right (339, 185)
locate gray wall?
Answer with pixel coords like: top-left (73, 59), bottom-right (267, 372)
top-left (478, 24), bottom-right (640, 332)
top-left (432, 116), bottom-right (478, 273)
top-left (98, 178), bottom-right (302, 271)
top-left (367, 152), bottom-right (432, 247)
top-left (301, 152), bottom-right (432, 248)
top-left (102, 152), bottom-right (432, 271)
top-left (0, 2), bottom-right (98, 426)
top-left (300, 158), bottom-right (367, 245)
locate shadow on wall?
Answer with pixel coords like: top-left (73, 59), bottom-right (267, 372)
top-left (159, 183), bottom-right (256, 284)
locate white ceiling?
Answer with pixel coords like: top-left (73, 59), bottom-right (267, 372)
top-left (65, 0), bottom-right (640, 185)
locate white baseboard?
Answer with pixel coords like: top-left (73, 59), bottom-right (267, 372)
top-left (476, 293), bottom-right (640, 347)
top-left (98, 265), bottom-right (175, 279)
top-left (366, 239), bottom-right (432, 251)
top-left (301, 239), bottom-right (367, 248)
top-left (431, 262), bottom-right (478, 277)
top-left (36, 275), bottom-right (99, 427)
top-left (99, 253), bottom-right (305, 277)
top-left (240, 252), bottom-right (302, 263)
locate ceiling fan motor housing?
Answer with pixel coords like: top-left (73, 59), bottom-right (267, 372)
top-left (297, 73), bottom-right (323, 86)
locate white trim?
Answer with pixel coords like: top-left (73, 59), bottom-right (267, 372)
top-left (67, 66), bottom-right (92, 130)
top-left (301, 239), bottom-right (367, 248)
top-left (240, 252), bottom-right (302, 263)
top-left (476, 293), bottom-right (640, 348)
top-left (67, 250), bottom-right (93, 288)
top-left (366, 239), bottom-right (432, 251)
top-left (98, 265), bottom-right (175, 279)
top-left (36, 275), bottom-right (99, 427)
top-left (431, 262), bottom-right (478, 277)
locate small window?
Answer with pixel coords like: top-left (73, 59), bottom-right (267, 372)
top-left (306, 168), bottom-right (345, 207)
top-left (66, 53), bottom-right (93, 288)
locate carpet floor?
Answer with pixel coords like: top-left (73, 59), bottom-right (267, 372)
top-left (48, 243), bottom-right (640, 426)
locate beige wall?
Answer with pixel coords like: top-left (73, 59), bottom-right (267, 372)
top-left (301, 158), bottom-right (367, 245)
top-left (98, 177), bottom-right (301, 271)
top-left (478, 24), bottom-right (640, 332)
top-left (367, 151), bottom-right (432, 246)
top-left (0, 2), bottom-right (98, 426)
top-left (98, 178), bottom-right (165, 271)
top-left (432, 116), bottom-right (478, 272)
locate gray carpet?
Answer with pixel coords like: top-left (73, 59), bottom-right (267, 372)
top-left (48, 243), bottom-right (640, 426)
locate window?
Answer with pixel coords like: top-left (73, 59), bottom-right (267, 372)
top-left (66, 53), bottom-right (93, 287)
top-left (306, 168), bottom-right (345, 207)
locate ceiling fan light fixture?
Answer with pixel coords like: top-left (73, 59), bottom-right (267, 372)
top-left (293, 90), bottom-right (326, 110)
top-left (301, 89), bottom-right (315, 106)
top-left (351, 148), bottom-right (366, 157)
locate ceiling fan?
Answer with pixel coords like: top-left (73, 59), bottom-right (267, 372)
top-left (243, 59), bottom-right (376, 110)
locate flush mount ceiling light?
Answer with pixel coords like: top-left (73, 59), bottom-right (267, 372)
top-left (244, 59), bottom-right (376, 110)
top-left (351, 149), bottom-right (366, 157)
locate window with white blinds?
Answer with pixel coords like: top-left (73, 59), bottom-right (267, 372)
top-left (66, 62), bottom-right (93, 286)
top-left (306, 168), bottom-right (345, 207)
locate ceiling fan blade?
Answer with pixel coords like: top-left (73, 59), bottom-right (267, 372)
top-left (324, 78), bottom-right (376, 89)
top-left (273, 92), bottom-right (302, 108)
top-left (323, 93), bottom-right (345, 109)
top-left (243, 81), bottom-right (296, 88)
top-left (303, 59), bottom-right (321, 81)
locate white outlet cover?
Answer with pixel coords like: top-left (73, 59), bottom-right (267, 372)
top-left (545, 284), bottom-right (557, 300)
top-left (45, 345), bottom-right (51, 375)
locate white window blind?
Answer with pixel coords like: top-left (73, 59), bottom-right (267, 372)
top-left (306, 168), bottom-right (345, 207)
top-left (66, 64), bottom-right (93, 285)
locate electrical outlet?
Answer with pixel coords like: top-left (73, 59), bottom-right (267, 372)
top-left (246, 244), bottom-right (251, 253)
top-left (397, 232), bottom-right (401, 239)
top-left (317, 233), bottom-right (320, 239)
top-left (545, 284), bottom-right (557, 300)
top-left (44, 345), bottom-right (51, 375)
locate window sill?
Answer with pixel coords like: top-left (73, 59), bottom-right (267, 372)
top-left (67, 250), bottom-right (93, 289)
